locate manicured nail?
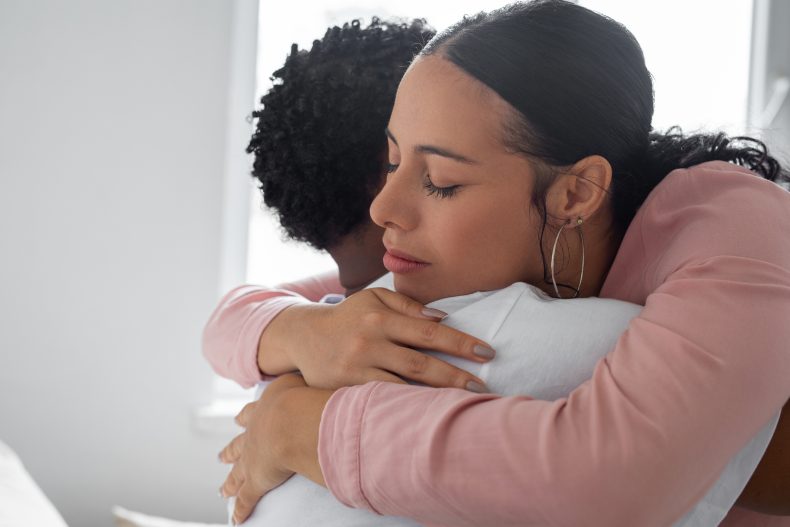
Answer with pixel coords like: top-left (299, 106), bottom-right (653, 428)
top-left (422, 307), bottom-right (448, 319)
top-left (466, 381), bottom-right (489, 393)
top-left (473, 344), bottom-right (495, 360)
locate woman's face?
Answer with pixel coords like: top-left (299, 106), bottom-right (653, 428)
top-left (370, 56), bottom-right (546, 304)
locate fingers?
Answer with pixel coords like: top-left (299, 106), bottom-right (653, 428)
top-left (235, 374), bottom-right (306, 427)
top-left (379, 345), bottom-right (489, 392)
top-left (219, 433), bottom-right (245, 464)
top-left (233, 482), bottom-right (266, 526)
top-left (369, 287), bottom-right (449, 320)
top-left (232, 483), bottom-right (255, 525)
top-left (221, 463), bottom-right (244, 499)
top-left (383, 312), bottom-right (496, 363)
top-left (235, 402), bottom-right (255, 428)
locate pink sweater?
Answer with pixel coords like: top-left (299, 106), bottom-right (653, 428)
top-left (203, 162), bottom-right (790, 526)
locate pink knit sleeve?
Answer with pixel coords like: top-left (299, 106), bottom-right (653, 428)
top-left (202, 271), bottom-right (342, 388)
top-left (318, 162), bottom-right (790, 526)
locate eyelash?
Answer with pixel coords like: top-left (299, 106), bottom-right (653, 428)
top-left (424, 174), bottom-right (460, 199)
top-left (386, 164), bottom-right (461, 199)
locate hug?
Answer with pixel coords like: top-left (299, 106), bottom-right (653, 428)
top-left (205, 1), bottom-right (790, 526)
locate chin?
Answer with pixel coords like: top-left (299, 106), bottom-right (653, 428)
top-left (392, 276), bottom-right (463, 305)
top-left (392, 277), bottom-right (438, 305)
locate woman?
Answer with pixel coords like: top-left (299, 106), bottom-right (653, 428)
top-left (213, 1), bottom-right (790, 525)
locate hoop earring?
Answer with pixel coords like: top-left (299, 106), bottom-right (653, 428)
top-left (550, 217), bottom-right (585, 299)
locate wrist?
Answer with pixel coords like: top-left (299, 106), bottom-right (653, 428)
top-left (276, 386), bottom-right (333, 487)
top-left (258, 303), bottom-right (324, 375)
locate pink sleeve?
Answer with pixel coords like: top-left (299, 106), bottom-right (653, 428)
top-left (202, 271), bottom-right (342, 388)
top-left (318, 162), bottom-right (790, 526)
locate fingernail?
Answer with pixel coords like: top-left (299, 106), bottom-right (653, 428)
top-left (473, 344), bottom-right (495, 360)
top-left (422, 307), bottom-right (448, 319)
top-left (466, 380), bottom-right (489, 393)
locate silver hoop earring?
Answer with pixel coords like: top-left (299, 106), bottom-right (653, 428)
top-left (550, 217), bottom-right (585, 299)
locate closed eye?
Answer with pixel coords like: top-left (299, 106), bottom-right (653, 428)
top-left (424, 174), bottom-right (461, 199)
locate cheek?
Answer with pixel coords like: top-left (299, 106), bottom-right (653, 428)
top-left (440, 197), bottom-right (536, 268)
top-left (428, 206), bottom-right (486, 259)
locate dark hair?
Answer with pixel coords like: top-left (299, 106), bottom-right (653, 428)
top-left (422, 0), bottom-right (789, 292)
top-left (247, 18), bottom-right (435, 250)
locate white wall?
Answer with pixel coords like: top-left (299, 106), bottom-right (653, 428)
top-left (0, 1), bottom-right (255, 524)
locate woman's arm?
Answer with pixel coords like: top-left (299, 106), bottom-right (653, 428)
top-left (202, 271), bottom-right (343, 388)
top-left (314, 163), bottom-right (790, 526)
top-left (203, 272), bottom-right (497, 391)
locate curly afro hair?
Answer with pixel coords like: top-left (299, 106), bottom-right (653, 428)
top-left (247, 18), bottom-right (435, 250)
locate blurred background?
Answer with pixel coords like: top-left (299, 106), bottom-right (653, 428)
top-left (0, 0), bottom-right (787, 525)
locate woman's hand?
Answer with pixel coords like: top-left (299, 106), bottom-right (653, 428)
top-left (258, 287), bottom-right (495, 391)
top-left (219, 373), bottom-right (331, 525)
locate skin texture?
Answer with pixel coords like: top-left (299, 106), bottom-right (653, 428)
top-left (219, 374), bottom-right (328, 525)
top-left (373, 56), bottom-right (619, 305)
top-left (255, 287), bottom-right (494, 391)
top-left (219, 55), bottom-right (790, 523)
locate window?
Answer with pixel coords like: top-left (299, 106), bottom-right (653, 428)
top-left (580, 0), bottom-right (753, 134)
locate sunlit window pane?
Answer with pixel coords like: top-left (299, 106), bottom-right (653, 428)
top-left (580, 0), bottom-right (753, 134)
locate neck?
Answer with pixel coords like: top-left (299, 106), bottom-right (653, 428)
top-left (327, 223), bottom-right (387, 295)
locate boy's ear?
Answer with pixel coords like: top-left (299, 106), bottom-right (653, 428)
top-left (545, 155), bottom-right (612, 226)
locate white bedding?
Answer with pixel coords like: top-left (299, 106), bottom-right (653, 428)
top-left (0, 439), bottom-right (67, 527)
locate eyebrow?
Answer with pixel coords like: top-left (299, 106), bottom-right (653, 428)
top-left (385, 128), bottom-right (478, 165)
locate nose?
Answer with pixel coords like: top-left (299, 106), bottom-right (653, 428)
top-left (369, 166), bottom-right (418, 232)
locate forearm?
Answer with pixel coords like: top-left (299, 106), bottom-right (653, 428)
top-left (256, 303), bottom-right (330, 376)
top-left (202, 272), bottom-right (342, 388)
top-left (320, 382), bottom-right (782, 527)
top-left (318, 261), bottom-right (790, 526)
top-left (277, 385), bottom-right (332, 488)
top-left (203, 290), bottom-right (308, 387)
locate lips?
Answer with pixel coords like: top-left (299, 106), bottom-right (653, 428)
top-left (382, 247), bottom-right (430, 274)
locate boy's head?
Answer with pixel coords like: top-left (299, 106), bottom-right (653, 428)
top-left (247, 18), bottom-right (435, 292)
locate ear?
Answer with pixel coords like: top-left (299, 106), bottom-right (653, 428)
top-left (545, 155), bottom-right (612, 226)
